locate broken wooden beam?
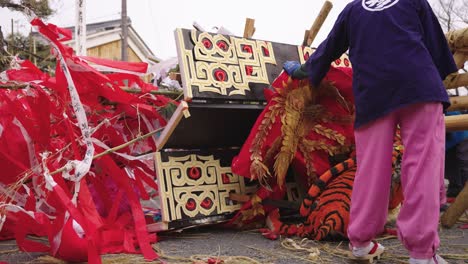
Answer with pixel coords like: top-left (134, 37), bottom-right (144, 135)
top-left (445, 114), bottom-right (468, 131)
top-left (243, 18), bottom-right (256, 39)
top-left (448, 96), bottom-right (468, 111)
top-left (441, 183), bottom-right (468, 228)
top-left (305, 0), bottom-right (333, 46)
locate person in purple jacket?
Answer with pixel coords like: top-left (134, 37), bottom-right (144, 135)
top-left (284, 0), bottom-right (458, 263)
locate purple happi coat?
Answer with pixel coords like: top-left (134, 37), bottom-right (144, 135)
top-left (305, 0), bottom-right (457, 128)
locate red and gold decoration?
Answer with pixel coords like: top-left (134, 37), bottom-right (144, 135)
top-left (229, 66), bottom-right (404, 239)
top-left (176, 29), bottom-right (276, 100)
top-left (232, 66), bottom-right (355, 190)
top-left (155, 151), bottom-right (246, 222)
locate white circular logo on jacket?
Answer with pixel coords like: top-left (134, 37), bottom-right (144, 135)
top-left (362, 0), bottom-right (399, 11)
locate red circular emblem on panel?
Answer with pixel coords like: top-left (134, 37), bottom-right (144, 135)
top-left (242, 45), bottom-right (253, 53)
top-left (216, 40), bottom-right (228, 51)
top-left (202, 38), bottom-right (212, 49)
top-left (335, 59), bottom-right (342, 65)
top-left (201, 197), bottom-right (213, 209)
top-left (185, 198), bottom-right (196, 211)
top-left (214, 69), bottom-right (227, 82)
top-left (188, 166), bottom-right (201, 180)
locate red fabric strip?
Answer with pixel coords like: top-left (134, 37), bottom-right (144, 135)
top-left (95, 150), bottom-right (158, 260)
top-left (80, 56), bottom-right (148, 74)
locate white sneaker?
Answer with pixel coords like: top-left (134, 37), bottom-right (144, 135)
top-left (409, 254), bottom-right (447, 264)
top-left (348, 241), bottom-right (385, 262)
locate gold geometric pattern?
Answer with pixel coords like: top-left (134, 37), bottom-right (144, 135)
top-left (176, 29), bottom-right (276, 98)
top-left (155, 152), bottom-right (246, 222)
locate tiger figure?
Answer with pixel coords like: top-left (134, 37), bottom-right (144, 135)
top-left (266, 138), bottom-right (404, 241)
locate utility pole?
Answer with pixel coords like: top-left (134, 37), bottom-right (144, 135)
top-left (10, 18), bottom-right (14, 54)
top-left (29, 27), bottom-right (32, 61)
top-left (75, 0), bottom-right (87, 56)
top-left (121, 0), bottom-right (128, 61)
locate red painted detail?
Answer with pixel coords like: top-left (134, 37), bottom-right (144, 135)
top-left (335, 59), bottom-right (342, 65)
top-left (214, 69), bottom-right (227, 82)
top-left (245, 66), bottom-right (253, 76)
top-left (344, 58), bottom-right (350, 66)
top-left (202, 38), bottom-right (212, 49)
top-left (188, 166), bottom-right (201, 180)
top-left (242, 45), bottom-right (253, 53)
top-left (222, 173), bottom-right (231, 184)
top-left (216, 40), bottom-right (228, 51)
top-left (200, 197), bottom-right (213, 209)
top-left (304, 53), bottom-right (310, 61)
top-left (185, 198), bottom-right (196, 211)
top-left (262, 46), bottom-right (270, 56)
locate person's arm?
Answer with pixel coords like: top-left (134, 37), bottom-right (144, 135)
top-left (418, 0), bottom-right (458, 79)
top-left (304, 6), bottom-right (350, 88)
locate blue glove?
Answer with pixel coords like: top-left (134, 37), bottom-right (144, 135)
top-left (283, 61), bottom-right (309, 79)
top-left (283, 61), bottom-right (301, 75)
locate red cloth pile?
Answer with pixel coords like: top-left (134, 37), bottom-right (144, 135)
top-left (0, 18), bottom-right (176, 263)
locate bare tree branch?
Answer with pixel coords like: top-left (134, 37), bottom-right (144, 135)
top-left (431, 0), bottom-right (468, 32)
top-left (0, 0), bottom-right (52, 18)
top-left (0, 0), bottom-right (27, 13)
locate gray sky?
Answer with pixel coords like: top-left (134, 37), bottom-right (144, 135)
top-left (2, 0), bottom-right (349, 60)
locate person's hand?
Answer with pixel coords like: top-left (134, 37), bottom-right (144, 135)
top-left (283, 61), bottom-right (309, 79)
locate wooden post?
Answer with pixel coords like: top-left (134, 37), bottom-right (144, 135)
top-left (441, 183), bottom-right (468, 228)
top-left (445, 114), bottom-right (468, 131)
top-left (304, 0), bottom-right (333, 46)
top-left (302, 30), bottom-right (310, 46)
top-left (121, 0), bottom-right (128, 61)
top-left (448, 96), bottom-right (468, 111)
top-left (243, 18), bottom-right (255, 39)
top-left (10, 18), bottom-right (14, 54)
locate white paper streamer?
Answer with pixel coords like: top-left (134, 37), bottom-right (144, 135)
top-left (36, 28), bottom-right (95, 184)
top-left (12, 118), bottom-right (41, 175)
top-left (40, 152), bottom-right (57, 191)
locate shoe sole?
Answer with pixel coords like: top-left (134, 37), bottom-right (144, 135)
top-left (347, 246), bottom-right (384, 263)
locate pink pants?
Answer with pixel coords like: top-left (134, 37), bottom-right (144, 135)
top-left (347, 102), bottom-right (445, 259)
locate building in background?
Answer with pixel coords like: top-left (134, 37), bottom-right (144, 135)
top-left (63, 17), bottom-right (157, 63)
top-left (32, 17), bottom-right (158, 63)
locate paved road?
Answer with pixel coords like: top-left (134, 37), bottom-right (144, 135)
top-left (1, 224), bottom-right (467, 263)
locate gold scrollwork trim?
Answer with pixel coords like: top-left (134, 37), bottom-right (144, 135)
top-left (176, 29), bottom-right (276, 97)
top-left (156, 152), bottom-right (246, 221)
top-left (173, 186), bottom-right (218, 219)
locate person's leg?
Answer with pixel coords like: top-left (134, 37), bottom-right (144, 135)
top-left (397, 103), bottom-right (444, 259)
top-left (348, 111), bottom-right (397, 248)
